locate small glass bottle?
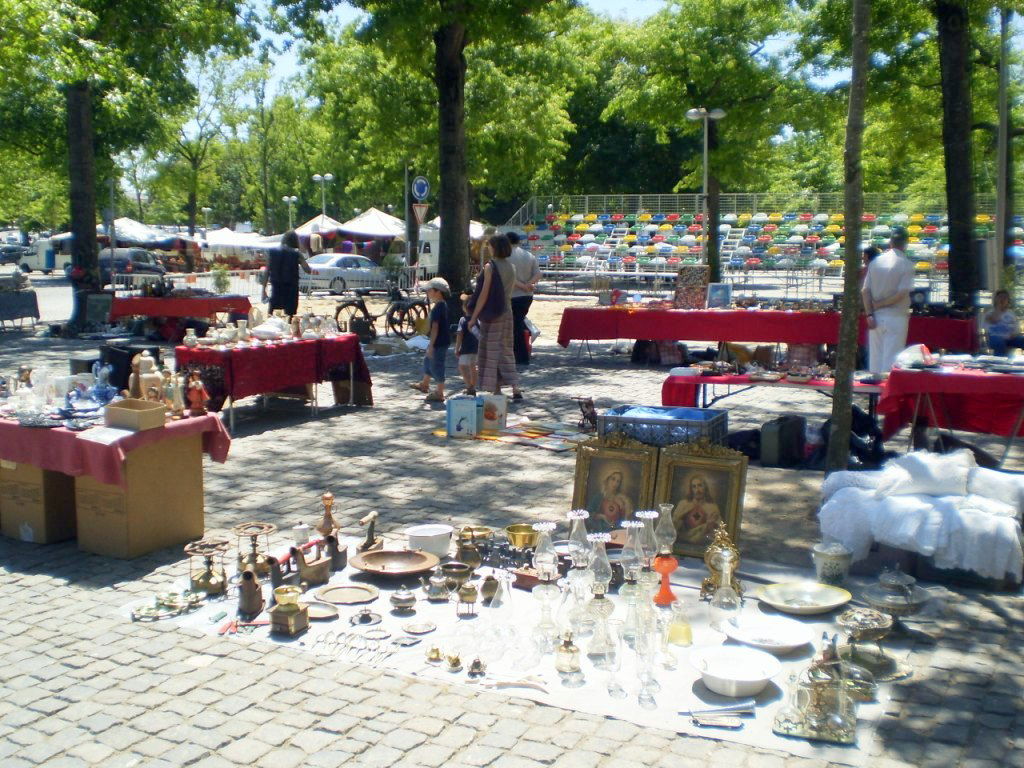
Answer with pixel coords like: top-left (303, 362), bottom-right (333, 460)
top-left (555, 632), bottom-right (584, 688)
top-left (667, 599), bottom-right (693, 646)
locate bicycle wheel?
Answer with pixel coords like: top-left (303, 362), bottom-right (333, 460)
top-left (387, 301), bottom-right (428, 339)
top-left (335, 301), bottom-right (370, 333)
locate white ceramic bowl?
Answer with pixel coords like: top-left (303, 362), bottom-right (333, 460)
top-left (406, 524), bottom-right (453, 558)
top-left (752, 581), bottom-right (852, 615)
top-left (690, 646), bottom-right (782, 697)
top-left (722, 615), bottom-right (815, 654)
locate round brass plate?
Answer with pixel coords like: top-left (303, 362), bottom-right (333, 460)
top-left (315, 583), bottom-right (380, 606)
top-left (301, 601), bottom-right (340, 620)
top-left (349, 549), bottom-right (440, 578)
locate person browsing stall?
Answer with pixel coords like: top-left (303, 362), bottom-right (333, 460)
top-left (506, 231), bottom-right (541, 366)
top-left (411, 277), bottom-right (452, 403)
top-left (985, 289), bottom-right (1024, 357)
top-left (455, 292), bottom-right (479, 395)
top-left (261, 230), bottom-right (310, 317)
top-left (861, 226), bottom-right (914, 374)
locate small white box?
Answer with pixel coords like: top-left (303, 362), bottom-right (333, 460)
top-left (446, 396), bottom-right (479, 438)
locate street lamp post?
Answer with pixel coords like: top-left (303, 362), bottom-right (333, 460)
top-left (312, 173), bottom-right (334, 219)
top-left (201, 206), bottom-right (212, 233)
top-left (685, 107), bottom-right (726, 267)
top-left (282, 195), bottom-right (298, 229)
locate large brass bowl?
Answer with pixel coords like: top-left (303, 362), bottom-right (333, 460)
top-left (350, 549), bottom-right (440, 578)
top-left (505, 524), bottom-right (539, 549)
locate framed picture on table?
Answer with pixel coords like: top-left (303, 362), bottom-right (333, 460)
top-left (653, 440), bottom-right (748, 559)
top-left (706, 282), bottom-right (732, 309)
top-left (572, 434), bottom-right (659, 532)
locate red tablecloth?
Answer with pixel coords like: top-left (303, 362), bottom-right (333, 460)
top-left (557, 308), bottom-right (976, 352)
top-left (662, 374), bottom-right (880, 407)
top-left (877, 368), bottom-right (1024, 439)
top-left (0, 414), bottom-right (230, 488)
top-left (175, 335), bottom-right (372, 409)
top-left (109, 296), bottom-right (251, 321)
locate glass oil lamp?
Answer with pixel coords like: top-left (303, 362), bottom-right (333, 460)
top-left (619, 521), bottom-right (644, 648)
top-left (531, 522), bottom-right (561, 653)
top-left (555, 632), bottom-right (585, 688)
top-left (585, 533), bottom-right (616, 667)
top-left (566, 510), bottom-right (593, 568)
top-left (653, 503), bottom-right (679, 606)
top-left (563, 512), bottom-right (594, 637)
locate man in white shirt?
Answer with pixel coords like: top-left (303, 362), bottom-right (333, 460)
top-left (861, 226), bottom-right (915, 374)
top-left (506, 231), bottom-right (541, 365)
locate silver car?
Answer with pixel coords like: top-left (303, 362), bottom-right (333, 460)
top-left (300, 253), bottom-right (387, 294)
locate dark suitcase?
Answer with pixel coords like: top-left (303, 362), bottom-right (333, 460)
top-left (760, 415), bottom-right (806, 467)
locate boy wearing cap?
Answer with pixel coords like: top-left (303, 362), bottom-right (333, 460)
top-left (411, 278), bottom-right (451, 402)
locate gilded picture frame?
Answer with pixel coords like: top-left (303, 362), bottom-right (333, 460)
top-left (653, 440), bottom-right (748, 559)
top-left (572, 433), bottom-right (659, 532)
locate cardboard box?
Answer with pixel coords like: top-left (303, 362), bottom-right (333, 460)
top-left (75, 433), bottom-right (204, 559)
top-left (104, 399), bottom-right (167, 431)
top-left (0, 461), bottom-right (76, 544)
top-left (446, 396), bottom-right (479, 438)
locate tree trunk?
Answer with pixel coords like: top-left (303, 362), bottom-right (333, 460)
top-left (66, 81), bottom-right (100, 329)
top-left (826, 0), bottom-right (871, 473)
top-left (707, 121), bottom-right (721, 283)
top-left (434, 18), bottom-right (469, 298)
top-left (934, 0), bottom-right (977, 307)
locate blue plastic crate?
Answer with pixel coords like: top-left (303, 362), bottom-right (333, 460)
top-left (597, 405), bottom-right (727, 447)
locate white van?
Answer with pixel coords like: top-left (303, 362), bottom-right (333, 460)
top-left (20, 239), bottom-right (66, 274)
top-left (417, 228), bottom-right (439, 276)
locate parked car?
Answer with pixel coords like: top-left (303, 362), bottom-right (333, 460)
top-left (0, 244), bottom-right (30, 266)
top-left (299, 253), bottom-right (387, 294)
top-left (96, 248), bottom-right (166, 286)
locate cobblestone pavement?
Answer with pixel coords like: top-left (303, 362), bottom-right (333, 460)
top-left (1, 328), bottom-right (1023, 768)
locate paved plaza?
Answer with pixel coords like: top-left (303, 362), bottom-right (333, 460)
top-left (2, 322), bottom-right (1023, 768)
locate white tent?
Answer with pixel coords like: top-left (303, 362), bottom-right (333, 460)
top-left (295, 214), bottom-right (346, 236)
top-left (339, 207), bottom-right (406, 238)
top-left (203, 228), bottom-right (268, 249)
top-left (425, 216), bottom-right (487, 239)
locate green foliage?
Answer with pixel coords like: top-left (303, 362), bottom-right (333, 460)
top-left (210, 262), bottom-right (231, 293)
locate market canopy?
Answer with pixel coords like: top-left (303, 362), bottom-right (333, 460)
top-left (295, 214), bottom-right (346, 236)
top-left (425, 216), bottom-right (488, 239)
top-left (202, 228), bottom-right (269, 249)
top-left (339, 207), bottom-right (406, 238)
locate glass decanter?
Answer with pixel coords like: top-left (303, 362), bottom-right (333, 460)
top-left (666, 599), bottom-right (693, 647)
top-left (653, 503), bottom-right (679, 606)
top-left (708, 548), bottom-right (742, 632)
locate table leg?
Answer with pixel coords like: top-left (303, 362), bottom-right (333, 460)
top-left (924, 393), bottom-right (946, 449)
top-left (907, 393), bottom-right (923, 454)
top-left (349, 364), bottom-right (355, 406)
top-left (229, 399), bottom-right (235, 434)
top-left (1001, 406), bottom-right (1024, 468)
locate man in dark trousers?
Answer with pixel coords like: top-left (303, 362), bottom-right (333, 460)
top-left (261, 230), bottom-right (310, 316)
top-left (506, 231), bottom-right (541, 366)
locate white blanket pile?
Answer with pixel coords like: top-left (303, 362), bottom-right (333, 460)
top-left (819, 450), bottom-right (1024, 581)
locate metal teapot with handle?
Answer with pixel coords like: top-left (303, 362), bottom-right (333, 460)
top-left (420, 571), bottom-right (450, 602)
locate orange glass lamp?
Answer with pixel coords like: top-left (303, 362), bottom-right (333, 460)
top-left (653, 503), bottom-right (679, 606)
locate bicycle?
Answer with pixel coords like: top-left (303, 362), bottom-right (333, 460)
top-left (334, 285), bottom-right (429, 340)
